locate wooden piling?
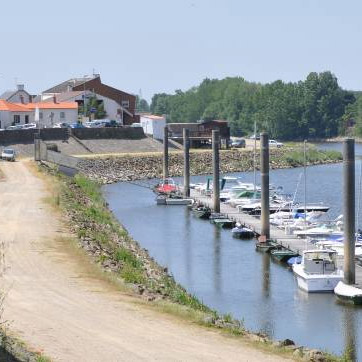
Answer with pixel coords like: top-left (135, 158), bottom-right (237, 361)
top-left (260, 132), bottom-right (270, 239)
top-left (163, 126), bottom-right (169, 180)
top-left (183, 128), bottom-right (190, 197)
top-left (343, 138), bottom-right (355, 284)
top-left (212, 130), bottom-right (220, 213)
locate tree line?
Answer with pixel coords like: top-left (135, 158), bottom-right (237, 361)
top-left (148, 72), bottom-right (360, 140)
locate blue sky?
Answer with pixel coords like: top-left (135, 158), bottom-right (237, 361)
top-left (1, 0), bottom-right (361, 101)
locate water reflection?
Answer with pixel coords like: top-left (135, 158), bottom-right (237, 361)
top-left (262, 252), bottom-right (270, 298)
top-left (184, 208), bottom-right (193, 288)
top-left (343, 307), bottom-right (357, 361)
top-left (212, 227), bottom-right (222, 294)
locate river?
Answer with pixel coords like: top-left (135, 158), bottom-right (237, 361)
top-left (103, 142), bottom-right (362, 360)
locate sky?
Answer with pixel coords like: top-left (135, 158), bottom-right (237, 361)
top-left (1, 0), bottom-right (362, 102)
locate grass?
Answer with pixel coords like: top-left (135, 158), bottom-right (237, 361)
top-left (282, 145), bottom-right (342, 166)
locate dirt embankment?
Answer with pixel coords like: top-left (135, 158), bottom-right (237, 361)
top-left (0, 160), bottom-right (297, 361)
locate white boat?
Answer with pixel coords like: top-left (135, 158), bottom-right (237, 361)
top-left (166, 198), bottom-right (194, 205)
top-left (292, 250), bottom-right (344, 292)
top-left (334, 281), bottom-right (362, 305)
top-left (314, 240), bottom-right (362, 257)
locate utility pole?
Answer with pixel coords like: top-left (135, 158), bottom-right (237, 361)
top-left (183, 128), bottom-right (190, 197)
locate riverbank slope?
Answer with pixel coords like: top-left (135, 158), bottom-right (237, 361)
top-left (0, 160), bottom-right (295, 361)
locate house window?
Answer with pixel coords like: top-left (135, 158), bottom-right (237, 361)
top-left (39, 112), bottom-right (43, 119)
top-left (25, 115), bottom-right (29, 124)
top-left (14, 115), bottom-right (20, 124)
top-left (60, 112), bottom-right (65, 119)
top-left (121, 100), bottom-right (130, 108)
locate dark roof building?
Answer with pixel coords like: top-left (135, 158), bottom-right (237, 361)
top-left (42, 75), bottom-right (137, 125)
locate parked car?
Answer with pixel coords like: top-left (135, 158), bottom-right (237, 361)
top-left (269, 139), bottom-right (284, 148)
top-left (104, 120), bottom-right (120, 127)
top-left (6, 125), bottom-right (24, 130)
top-left (249, 134), bottom-right (260, 140)
top-left (53, 122), bottom-right (70, 128)
top-left (1, 148), bottom-right (16, 161)
top-left (69, 123), bottom-right (85, 129)
top-left (231, 139), bottom-right (246, 148)
top-left (22, 123), bottom-right (37, 129)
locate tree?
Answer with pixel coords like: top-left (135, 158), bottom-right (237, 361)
top-left (79, 96), bottom-right (107, 119)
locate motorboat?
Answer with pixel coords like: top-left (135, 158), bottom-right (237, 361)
top-left (155, 178), bottom-right (178, 194)
top-left (231, 224), bottom-right (255, 239)
top-left (334, 281), bottom-right (362, 305)
top-left (292, 250), bottom-right (343, 292)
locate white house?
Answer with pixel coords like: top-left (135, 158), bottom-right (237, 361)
top-left (140, 114), bottom-right (166, 140)
top-left (0, 99), bottom-right (78, 129)
top-left (40, 90), bottom-right (128, 124)
top-left (0, 84), bottom-right (33, 104)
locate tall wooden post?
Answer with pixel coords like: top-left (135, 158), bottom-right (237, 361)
top-left (260, 132), bottom-right (270, 239)
top-left (163, 126), bottom-right (169, 180)
top-left (343, 138), bottom-right (355, 284)
top-left (212, 130), bottom-right (220, 213)
top-left (183, 128), bottom-right (190, 197)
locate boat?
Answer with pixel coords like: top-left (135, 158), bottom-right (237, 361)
top-left (334, 281), bottom-right (362, 305)
top-left (155, 178), bottom-right (178, 194)
top-left (271, 249), bottom-right (299, 262)
top-left (287, 256), bottom-right (302, 266)
top-left (209, 212), bottom-right (228, 220)
top-left (166, 198), bottom-right (194, 205)
top-left (255, 240), bottom-right (281, 252)
top-left (211, 218), bottom-right (235, 229)
top-left (292, 250), bottom-right (343, 292)
top-left (192, 206), bottom-right (211, 219)
top-left (156, 194), bottom-right (194, 205)
top-left (231, 225), bottom-right (255, 239)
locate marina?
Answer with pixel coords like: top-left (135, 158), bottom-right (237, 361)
top-left (104, 141), bottom-right (362, 359)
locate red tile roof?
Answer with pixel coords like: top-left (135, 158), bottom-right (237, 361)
top-left (23, 102), bottom-right (78, 110)
top-left (0, 99), bottom-right (78, 111)
top-left (0, 99), bottom-right (30, 112)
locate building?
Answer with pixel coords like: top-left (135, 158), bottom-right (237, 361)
top-left (0, 84), bottom-right (33, 104)
top-left (0, 99), bottom-right (78, 129)
top-left (168, 120), bottom-right (230, 147)
top-left (41, 75), bottom-right (137, 125)
top-left (140, 114), bottom-right (166, 140)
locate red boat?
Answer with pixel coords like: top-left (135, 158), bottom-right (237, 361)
top-left (155, 178), bottom-right (177, 194)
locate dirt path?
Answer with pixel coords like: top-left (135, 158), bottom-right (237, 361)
top-left (0, 160), bottom-right (290, 361)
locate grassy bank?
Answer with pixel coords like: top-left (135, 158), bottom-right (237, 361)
top-left (37, 164), bottom-right (346, 361)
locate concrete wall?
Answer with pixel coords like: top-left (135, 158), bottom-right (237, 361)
top-left (72, 127), bottom-right (145, 140)
top-left (0, 127), bottom-right (145, 144)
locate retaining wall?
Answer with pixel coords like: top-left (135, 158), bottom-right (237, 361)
top-left (72, 127), bottom-right (145, 140)
top-left (0, 127), bottom-right (145, 145)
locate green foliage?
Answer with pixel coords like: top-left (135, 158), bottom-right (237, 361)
top-left (114, 247), bottom-right (142, 269)
top-left (136, 96), bottom-right (150, 113)
top-left (150, 72), bottom-right (355, 140)
top-left (79, 95), bottom-right (107, 119)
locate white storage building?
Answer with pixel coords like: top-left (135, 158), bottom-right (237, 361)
top-left (140, 114), bottom-right (166, 140)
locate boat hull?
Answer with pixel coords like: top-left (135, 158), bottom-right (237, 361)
top-left (334, 281), bottom-right (362, 305)
top-left (293, 264), bottom-right (343, 292)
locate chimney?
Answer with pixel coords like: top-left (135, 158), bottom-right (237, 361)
top-left (17, 84), bottom-right (24, 91)
top-left (20, 95), bottom-right (24, 104)
top-left (53, 95), bottom-right (57, 104)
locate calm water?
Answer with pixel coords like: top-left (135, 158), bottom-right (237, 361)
top-left (103, 142), bottom-right (362, 360)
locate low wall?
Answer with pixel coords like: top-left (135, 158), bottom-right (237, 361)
top-left (0, 127), bottom-right (145, 145)
top-left (72, 127), bottom-right (145, 140)
top-left (0, 129), bottom-right (68, 144)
